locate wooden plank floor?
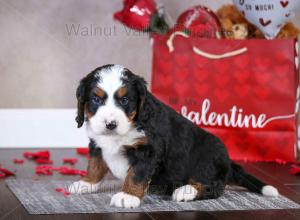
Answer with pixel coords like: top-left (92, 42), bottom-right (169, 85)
top-left (0, 148), bottom-right (299, 220)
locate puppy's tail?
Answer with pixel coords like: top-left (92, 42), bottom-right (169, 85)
top-left (229, 162), bottom-right (279, 197)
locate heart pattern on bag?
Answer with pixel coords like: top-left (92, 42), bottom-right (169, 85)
top-left (175, 53), bottom-right (189, 67)
top-left (214, 89), bottom-right (230, 103)
top-left (193, 68), bottom-right (209, 82)
top-left (234, 84), bottom-right (250, 98)
top-left (234, 55), bottom-right (250, 69)
top-left (194, 83), bottom-right (209, 96)
top-left (234, 70), bottom-right (250, 83)
top-left (174, 82), bottom-right (189, 95)
top-left (152, 35), bottom-right (297, 162)
top-left (175, 68), bottom-right (189, 81)
top-left (274, 63), bottom-right (290, 76)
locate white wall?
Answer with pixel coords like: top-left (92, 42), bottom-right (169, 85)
top-left (1, 0), bottom-right (299, 108)
top-left (0, 109), bottom-right (88, 147)
top-left (0, 0), bottom-right (299, 147)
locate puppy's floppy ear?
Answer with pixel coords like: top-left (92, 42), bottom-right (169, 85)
top-left (134, 75), bottom-right (147, 111)
top-left (76, 78), bottom-right (88, 128)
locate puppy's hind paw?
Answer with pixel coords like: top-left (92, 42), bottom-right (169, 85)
top-left (172, 185), bottom-right (198, 202)
top-left (262, 185), bottom-right (279, 197)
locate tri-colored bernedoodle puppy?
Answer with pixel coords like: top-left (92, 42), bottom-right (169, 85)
top-left (68, 64), bottom-right (278, 208)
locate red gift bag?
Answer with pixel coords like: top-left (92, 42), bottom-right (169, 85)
top-left (151, 31), bottom-right (300, 162)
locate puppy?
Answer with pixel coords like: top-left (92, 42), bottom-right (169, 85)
top-left (69, 64), bottom-right (279, 208)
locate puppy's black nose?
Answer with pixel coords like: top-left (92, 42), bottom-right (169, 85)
top-left (105, 121), bottom-right (117, 130)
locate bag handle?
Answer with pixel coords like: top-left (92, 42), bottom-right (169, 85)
top-left (166, 31), bottom-right (248, 59)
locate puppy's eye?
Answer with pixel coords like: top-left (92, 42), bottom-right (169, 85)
top-left (120, 97), bottom-right (129, 106)
top-left (91, 96), bottom-right (104, 105)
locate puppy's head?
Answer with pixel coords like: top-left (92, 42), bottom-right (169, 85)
top-left (76, 64), bottom-right (146, 136)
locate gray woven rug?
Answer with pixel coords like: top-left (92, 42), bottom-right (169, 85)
top-left (6, 179), bottom-right (300, 214)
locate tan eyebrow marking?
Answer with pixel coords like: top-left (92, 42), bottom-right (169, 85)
top-left (95, 87), bottom-right (106, 98)
top-left (116, 87), bottom-right (128, 98)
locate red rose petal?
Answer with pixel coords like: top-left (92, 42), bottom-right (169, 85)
top-left (64, 191), bottom-right (70, 196)
top-left (76, 148), bottom-right (89, 155)
top-left (63, 158), bottom-right (78, 165)
top-left (55, 188), bottom-right (70, 196)
top-left (289, 165), bottom-right (300, 175)
top-left (55, 187), bottom-right (64, 192)
top-left (0, 167), bottom-right (15, 178)
top-left (58, 166), bottom-right (87, 176)
top-left (35, 165), bottom-right (86, 177)
top-left (23, 150), bottom-right (50, 160)
top-left (13, 159), bottom-right (24, 164)
top-left (35, 165), bottom-right (53, 175)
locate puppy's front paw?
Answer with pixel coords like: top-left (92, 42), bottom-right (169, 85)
top-left (110, 192), bottom-right (141, 208)
top-left (68, 180), bottom-right (101, 194)
top-left (172, 184), bottom-right (198, 202)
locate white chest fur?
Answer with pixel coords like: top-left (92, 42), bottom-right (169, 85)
top-left (88, 127), bottom-right (145, 180)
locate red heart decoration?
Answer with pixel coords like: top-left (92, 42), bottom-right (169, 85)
top-left (214, 89), bottom-right (229, 103)
top-left (255, 57), bottom-right (271, 71)
top-left (157, 59), bottom-right (172, 73)
top-left (275, 51), bottom-right (290, 61)
top-left (255, 71), bottom-right (271, 84)
top-left (175, 68), bottom-right (189, 81)
top-left (174, 82), bottom-right (189, 95)
top-left (234, 55), bottom-right (250, 69)
top-left (193, 55), bottom-right (209, 68)
top-left (279, 78), bottom-right (290, 88)
top-left (158, 44), bottom-right (171, 60)
top-left (214, 60), bottom-right (230, 74)
top-left (254, 87), bottom-right (270, 99)
top-left (175, 53), bottom-right (190, 67)
top-left (194, 83), bottom-right (209, 96)
top-left (214, 74), bottom-right (230, 87)
top-left (157, 74), bottom-right (173, 88)
top-left (176, 5), bottom-right (223, 39)
top-left (193, 68), bottom-right (209, 82)
top-left (234, 70), bottom-right (250, 83)
top-left (234, 84), bottom-right (250, 98)
top-left (274, 63), bottom-right (290, 77)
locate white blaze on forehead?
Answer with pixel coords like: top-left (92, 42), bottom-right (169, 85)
top-left (88, 64), bottom-right (131, 136)
top-left (96, 65), bottom-right (126, 96)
